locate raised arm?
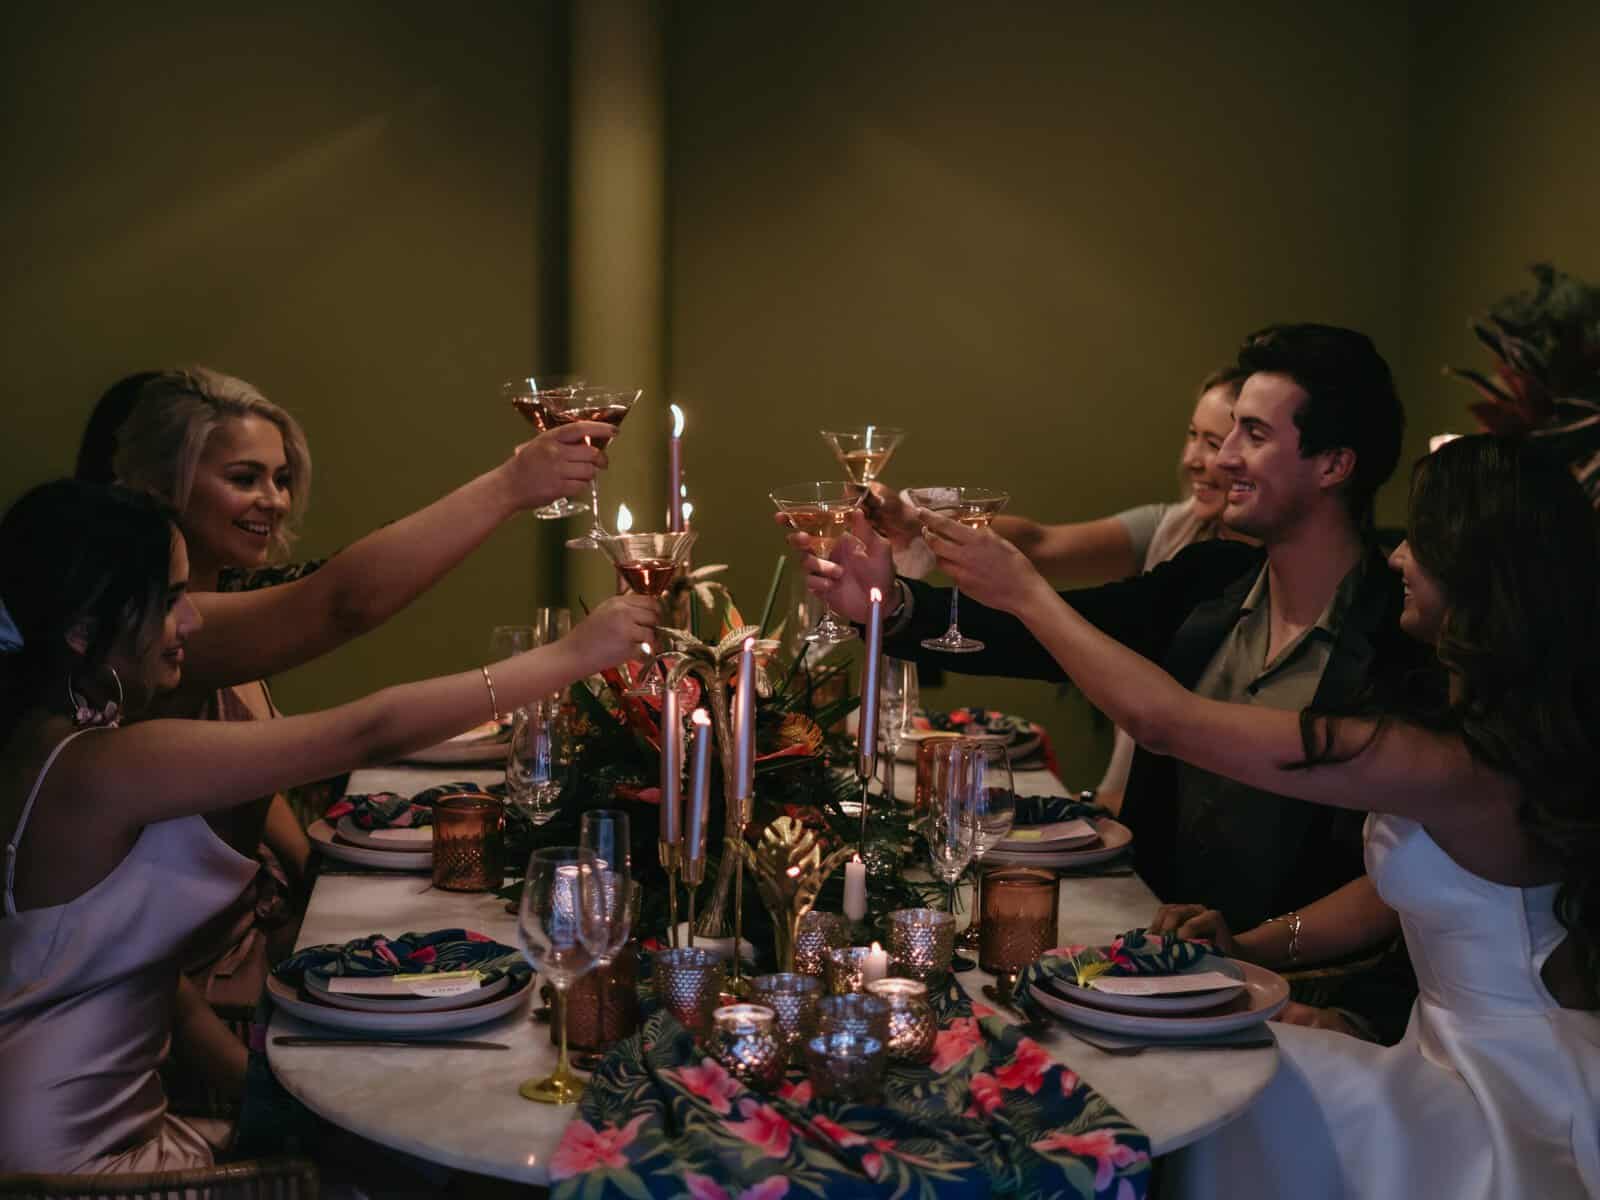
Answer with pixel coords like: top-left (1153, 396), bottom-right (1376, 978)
top-left (990, 514), bottom-right (1139, 583)
top-left (61, 594), bottom-right (658, 833)
top-left (177, 423), bottom-right (613, 692)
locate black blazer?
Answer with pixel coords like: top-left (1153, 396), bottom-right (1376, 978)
top-left (885, 539), bottom-right (1432, 921)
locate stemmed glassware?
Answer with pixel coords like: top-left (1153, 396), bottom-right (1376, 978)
top-left (771, 481), bottom-right (867, 647)
top-left (595, 531), bottom-right (695, 698)
top-left (956, 742), bottom-right (1015, 953)
top-left (906, 487), bottom-right (1011, 654)
top-left (579, 810), bottom-right (636, 969)
top-left (923, 740), bottom-right (978, 920)
top-left (879, 657), bottom-right (919, 799)
top-left (517, 847), bottom-right (601, 1104)
top-left (507, 701), bottom-right (566, 824)
top-left (502, 377), bottom-right (590, 520)
top-left (548, 387), bottom-right (642, 550)
top-left (820, 426), bottom-right (905, 487)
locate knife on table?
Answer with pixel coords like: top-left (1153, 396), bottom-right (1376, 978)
top-left (272, 1035), bottom-right (509, 1050)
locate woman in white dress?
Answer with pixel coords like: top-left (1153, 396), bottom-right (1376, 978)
top-left (901, 433), bottom-right (1600, 1198)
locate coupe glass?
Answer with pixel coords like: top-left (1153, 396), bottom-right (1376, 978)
top-left (517, 847), bottom-right (600, 1104)
top-left (549, 387), bottom-right (642, 550)
top-left (907, 487), bottom-right (1010, 654)
top-left (957, 741), bottom-right (1015, 953)
top-left (819, 426), bottom-right (905, 486)
top-left (770, 481), bottom-right (867, 646)
top-left (595, 531), bottom-right (695, 697)
top-left (502, 376), bottom-right (590, 519)
top-left (507, 699), bottom-right (565, 824)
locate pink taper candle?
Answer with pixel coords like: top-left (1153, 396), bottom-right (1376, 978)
top-left (668, 403), bottom-right (685, 532)
top-left (685, 708), bottom-right (712, 871)
top-left (660, 680), bottom-right (683, 846)
top-left (733, 636), bottom-right (756, 801)
top-left (858, 587), bottom-right (883, 781)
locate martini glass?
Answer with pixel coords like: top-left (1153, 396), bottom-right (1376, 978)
top-left (549, 388), bottom-right (642, 550)
top-left (771, 481), bottom-right (866, 647)
top-left (820, 426), bottom-right (905, 487)
top-left (596, 531), bottom-right (696, 697)
top-left (907, 487), bottom-right (1010, 654)
top-left (501, 376), bottom-right (590, 520)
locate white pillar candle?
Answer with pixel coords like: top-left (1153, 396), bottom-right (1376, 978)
top-left (843, 855), bottom-right (868, 922)
top-left (865, 941), bottom-right (889, 985)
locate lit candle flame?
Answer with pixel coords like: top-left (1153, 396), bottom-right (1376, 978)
top-left (681, 501), bottom-right (694, 523)
top-left (786, 865), bottom-right (801, 877)
top-left (616, 503), bottom-right (634, 533)
top-left (670, 403), bottom-right (685, 438)
top-left (871, 940), bottom-right (883, 953)
top-left (692, 708), bottom-right (711, 728)
top-left (869, 587), bottom-right (883, 603)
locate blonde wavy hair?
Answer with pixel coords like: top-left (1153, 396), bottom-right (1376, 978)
top-left (111, 366), bottom-right (312, 559)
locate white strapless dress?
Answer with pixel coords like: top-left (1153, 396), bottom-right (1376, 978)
top-left (1171, 813), bottom-right (1600, 1199)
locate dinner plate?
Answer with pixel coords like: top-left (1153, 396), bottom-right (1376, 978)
top-left (895, 709), bottom-right (1043, 763)
top-left (334, 814), bottom-right (434, 851)
top-left (1050, 955), bottom-right (1247, 1016)
top-left (1030, 959), bottom-right (1288, 1039)
top-left (401, 720), bottom-right (512, 766)
top-left (995, 818), bottom-right (1101, 854)
top-left (267, 971), bottom-right (532, 1035)
top-left (304, 969), bottom-right (511, 1013)
top-left (982, 817), bottom-right (1131, 869)
top-left (308, 819), bottom-right (432, 871)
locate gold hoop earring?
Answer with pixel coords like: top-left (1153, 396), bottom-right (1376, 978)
top-left (68, 665), bottom-right (123, 728)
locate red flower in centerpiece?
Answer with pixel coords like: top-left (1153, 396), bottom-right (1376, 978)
top-left (993, 1037), bottom-right (1051, 1094)
top-left (548, 1114), bottom-right (648, 1179)
top-left (930, 1016), bottom-right (983, 1072)
top-left (669, 1059), bottom-right (743, 1115)
top-left (1031, 1128), bottom-right (1148, 1190)
top-left (964, 1071), bottom-right (1006, 1118)
top-left (725, 1098), bottom-right (795, 1158)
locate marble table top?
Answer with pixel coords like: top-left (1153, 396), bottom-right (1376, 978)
top-left (269, 762), bottom-right (1278, 1184)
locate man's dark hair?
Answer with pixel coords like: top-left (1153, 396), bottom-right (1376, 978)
top-left (1236, 324), bottom-right (1404, 530)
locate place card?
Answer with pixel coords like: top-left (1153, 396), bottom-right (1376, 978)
top-left (1085, 971), bottom-right (1243, 997)
top-left (325, 970), bottom-right (485, 998)
top-left (1000, 819), bottom-right (1098, 850)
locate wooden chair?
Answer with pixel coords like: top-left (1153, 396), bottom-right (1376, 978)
top-left (0, 1157), bottom-right (317, 1200)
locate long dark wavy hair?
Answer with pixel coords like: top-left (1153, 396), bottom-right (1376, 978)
top-left (0, 481), bottom-right (179, 739)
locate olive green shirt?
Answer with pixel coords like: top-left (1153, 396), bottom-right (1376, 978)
top-left (1172, 557), bottom-right (1367, 929)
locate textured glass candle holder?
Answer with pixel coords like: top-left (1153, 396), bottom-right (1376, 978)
top-left (825, 946), bottom-right (875, 995)
top-left (750, 973), bottom-right (823, 1063)
top-left (711, 1004), bottom-right (785, 1091)
top-left (431, 794), bottom-right (505, 892)
top-left (816, 992), bottom-right (891, 1045)
top-left (866, 977), bottom-right (937, 1064)
top-left (793, 910), bottom-right (847, 978)
top-left (887, 908), bottom-right (956, 982)
top-left (978, 868), bottom-right (1059, 979)
top-left (654, 947), bottom-right (724, 1038)
top-left (805, 1032), bottom-right (887, 1103)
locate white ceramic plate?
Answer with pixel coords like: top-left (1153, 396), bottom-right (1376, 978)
top-left (1030, 959), bottom-right (1288, 1039)
top-left (268, 971), bottom-right (532, 1034)
top-left (896, 730), bottom-right (1043, 763)
top-left (996, 819), bottom-right (1101, 854)
top-left (334, 814), bottom-right (434, 852)
top-left (982, 818), bottom-right (1131, 869)
top-left (400, 733), bottom-right (511, 766)
top-left (1051, 956), bottom-right (1247, 1016)
top-left (304, 970), bottom-right (511, 1013)
top-left (308, 819), bottom-right (432, 871)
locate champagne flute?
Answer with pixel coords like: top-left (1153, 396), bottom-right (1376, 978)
top-left (502, 376), bottom-right (590, 520)
top-left (770, 481), bottom-right (867, 646)
top-left (517, 847), bottom-right (599, 1104)
top-left (923, 740), bottom-right (977, 921)
top-left (548, 387), bottom-right (642, 550)
top-left (580, 810), bottom-right (634, 968)
top-left (595, 531), bottom-right (696, 698)
top-left (819, 426), bottom-right (906, 486)
top-left (880, 657), bottom-right (918, 800)
top-left (957, 741), bottom-right (1015, 953)
top-left (907, 486), bottom-right (1010, 654)
top-left (489, 625), bottom-right (535, 661)
top-left (507, 699), bottom-right (565, 824)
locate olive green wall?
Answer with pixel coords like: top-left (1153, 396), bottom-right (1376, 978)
top-left (0, 0), bottom-right (571, 712)
top-left (664, 2), bottom-right (1414, 784)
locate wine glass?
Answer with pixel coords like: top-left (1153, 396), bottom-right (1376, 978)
top-left (907, 486), bottom-right (1011, 654)
top-left (957, 741), bottom-right (1015, 953)
top-left (549, 387), bottom-right (642, 550)
top-left (770, 481), bottom-right (867, 646)
top-left (507, 699), bottom-right (565, 824)
top-left (923, 740), bottom-right (977, 920)
top-left (489, 625), bottom-right (535, 661)
top-left (517, 847), bottom-right (600, 1104)
top-left (879, 657), bottom-right (918, 799)
top-left (820, 426), bottom-right (906, 487)
top-left (502, 376), bottom-right (590, 520)
top-left (595, 531), bottom-right (695, 698)
top-left (580, 810), bottom-right (634, 967)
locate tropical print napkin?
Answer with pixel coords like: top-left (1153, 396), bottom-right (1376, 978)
top-left (1009, 793), bottom-right (1109, 827)
top-left (323, 780), bottom-right (495, 830)
top-left (274, 928), bottom-right (529, 987)
top-left (1014, 930), bottom-right (1220, 1022)
top-left (550, 986), bottom-right (1149, 1199)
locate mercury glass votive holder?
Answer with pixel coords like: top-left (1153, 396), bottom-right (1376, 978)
top-left (825, 946), bottom-right (874, 995)
top-left (793, 911), bottom-right (847, 978)
top-left (816, 992), bottom-right (891, 1045)
top-left (805, 1032), bottom-right (887, 1103)
top-left (978, 868), bottom-right (1060, 982)
top-left (750, 973), bottom-right (823, 1062)
top-left (654, 947), bottom-right (725, 1038)
top-left (711, 1004), bottom-right (785, 1092)
top-left (866, 977), bottom-right (937, 1064)
top-left (887, 908), bottom-right (956, 982)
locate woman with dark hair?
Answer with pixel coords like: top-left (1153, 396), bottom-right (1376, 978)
top-left (899, 435), bottom-right (1599, 1198)
top-left (0, 480), bottom-right (655, 1175)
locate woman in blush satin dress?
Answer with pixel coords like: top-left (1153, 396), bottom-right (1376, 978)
top-left (0, 480), bottom-right (656, 1175)
top-left (866, 434), bottom-right (1600, 1199)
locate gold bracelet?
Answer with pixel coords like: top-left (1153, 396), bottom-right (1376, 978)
top-left (480, 665), bottom-right (500, 723)
top-left (1267, 910), bottom-right (1303, 965)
